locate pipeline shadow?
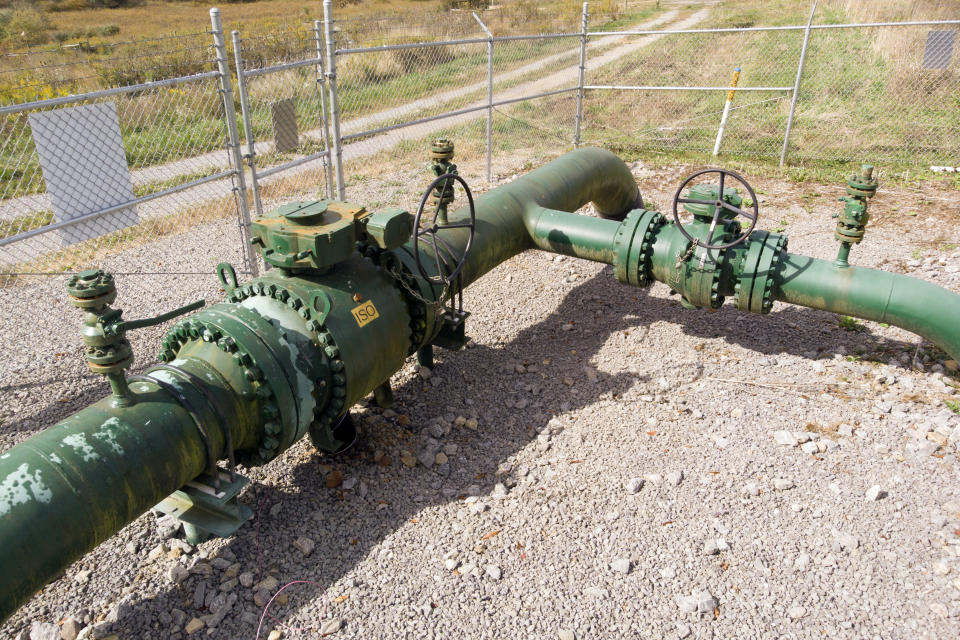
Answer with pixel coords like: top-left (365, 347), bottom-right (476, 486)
top-left (8, 268), bottom-right (929, 636)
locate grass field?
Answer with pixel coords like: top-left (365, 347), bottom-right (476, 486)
top-left (575, 0), bottom-right (960, 169)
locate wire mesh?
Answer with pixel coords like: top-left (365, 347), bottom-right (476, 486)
top-left (0, 23), bottom-right (253, 292)
top-left (236, 26), bottom-right (331, 216)
top-left (581, 26), bottom-right (803, 160)
top-left (789, 23), bottom-right (960, 166)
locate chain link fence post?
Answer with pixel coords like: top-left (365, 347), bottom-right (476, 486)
top-left (323, 0), bottom-right (346, 200)
top-left (574, 2), bottom-right (589, 149)
top-left (314, 20), bottom-right (336, 200)
top-left (472, 12), bottom-right (494, 184)
top-left (780, 1), bottom-right (818, 167)
top-left (231, 31), bottom-right (264, 218)
top-left (210, 8), bottom-right (259, 277)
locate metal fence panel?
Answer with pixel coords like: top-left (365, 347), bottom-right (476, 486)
top-left (234, 23), bottom-right (333, 222)
top-left (581, 25), bottom-right (803, 160)
top-left (789, 23), bottom-right (960, 166)
top-left (0, 29), bottom-right (249, 291)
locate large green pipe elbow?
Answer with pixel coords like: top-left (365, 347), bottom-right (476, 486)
top-left (774, 254), bottom-right (960, 362)
top-left (442, 147), bottom-right (640, 288)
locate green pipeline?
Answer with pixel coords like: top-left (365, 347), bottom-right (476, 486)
top-left (2, 148), bottom-right (960, 623)
top-left (0, 357), bottom-right (258, 621)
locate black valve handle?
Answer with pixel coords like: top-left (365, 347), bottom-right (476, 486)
top-left (412, 173), bottom-right (476, 286)
top-left (672, 168), bottom-right (759, 250)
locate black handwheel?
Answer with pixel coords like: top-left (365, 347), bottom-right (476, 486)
top-left (671, 168), bottom-right (759, 250)
top-left (412, 173), bottom-right (476, 286)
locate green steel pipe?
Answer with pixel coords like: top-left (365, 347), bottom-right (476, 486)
top-left (0, 358), bottom-right (257, 620)
top-left (4, 147), bottom-right (960, 626)
top-left (774, 253), bottom-right (960, 362)
top-left (418, 147), bottom-right (640, 290)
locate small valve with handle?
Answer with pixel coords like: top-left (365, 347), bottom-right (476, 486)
top-left (66, 269), bottom-right (204, 407)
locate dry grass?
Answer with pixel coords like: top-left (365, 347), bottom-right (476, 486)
top-left (42, 0), bottom-right (442, 41)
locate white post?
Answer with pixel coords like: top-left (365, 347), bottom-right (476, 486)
top-left (712, 66), bottom-right (740, 156)
top-left (231, 31), bottom-right (263, 218)
top-left (210, 8), bottom-right (258, 277)
top-left (573, 2), bottom-right (588, 148)
top-left (323, 0), bottom-right (345, 200)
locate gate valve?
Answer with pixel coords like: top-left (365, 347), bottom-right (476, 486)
top-left (672, 168), bottom-right (759, 251)
top-left (67, 269), bottom-right (204, 407)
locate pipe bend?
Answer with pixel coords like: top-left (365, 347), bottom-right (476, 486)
top-left (774, 253), bottom-right (960, 362)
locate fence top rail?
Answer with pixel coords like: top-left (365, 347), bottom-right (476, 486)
top-left (585, 85), bottom-right (794, 91)
top-left (0, 70), bottom-right (220, 116)
top-left (336, 31), bottom-right (582, 55)
top-left (337, 37), bottom-right (489, 55)
top-left (589, 18), bottom-right (960, 38)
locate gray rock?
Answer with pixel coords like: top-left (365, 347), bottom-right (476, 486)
top-left (29, 622), bottom-right (59, 640)
top-left (319, 619), bottom-right (343, 635)
top-left (293, 536), bottom-right (315, 557)
top-left (695, 591), bottom-right (719, 615)
top-left (788, 605), bottom-right (807, 619)
top-left (169, 564), bottom-right (190, 585)
top-left (865, 485), bottom-right (884, 501)
top-left (800, 441), bottom-right (819, 455)
top-left (238, 571), bottom-right (254, 588)
top-left (60, 618), bottom-right (83, 640)
top-left (774, 430), bottom-right (797, 446)
top-left (676, 622), bottom-right (691, 639)
top-left (417, 448), bottom-right (436, 469)
top-left (621, 477), bottom-right (643, 495)
top-left (666, 470), bottom-right (684, 486)
top-left (558, 631), bottom-right (576, 640)
top-left (610, 558), bottom-right (631, 574)
top-left (486, 564), bottom-right (502, 580)
top-left (774, 478), bottom-right (795, 491)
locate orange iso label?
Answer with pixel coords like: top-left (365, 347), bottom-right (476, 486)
top-left (351, 299), bottom-right (379, 327)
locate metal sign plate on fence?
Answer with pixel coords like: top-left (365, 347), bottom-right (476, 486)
top-left (28, 102), bottom-right (138, 246)
top-left (271, 98), bottom-right (300, 153)
top-left (923, 30), bottom-right (956, 70)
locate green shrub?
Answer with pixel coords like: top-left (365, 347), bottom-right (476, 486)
top-left (1, 5), bottom-right (51, 46)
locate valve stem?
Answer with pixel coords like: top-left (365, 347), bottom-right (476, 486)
top-left (833, 163), bottom-right (878, 267)
top-left (429, 138), bottom-right (457, 225)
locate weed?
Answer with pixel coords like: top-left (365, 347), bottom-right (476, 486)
top-left (946, 399), bottom-right (960, 416)
top-left (774, 218), bottom-right (788, 232)
top-left (838, 315), bottom-right (865, 332)
top-left (0, 209), bottom-right (53, 240)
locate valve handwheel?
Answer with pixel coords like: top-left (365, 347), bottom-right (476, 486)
top-left (412, 173), bottom-right (476, 286)
top-left (671, 168), bottom-right (760, 250)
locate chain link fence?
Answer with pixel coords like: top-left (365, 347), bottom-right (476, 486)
top-left (232, 22), bottom-right (333, 229)
top-left (0, 25), bottom-right (251, 292)
top-left (0, 1), bottom-right (956, 300)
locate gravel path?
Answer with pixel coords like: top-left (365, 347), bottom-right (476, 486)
top-left (1, 157), bottom-right (959, 640)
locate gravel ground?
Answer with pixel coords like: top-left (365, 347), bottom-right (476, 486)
top-left (2, 157), bottom-right (960, 640)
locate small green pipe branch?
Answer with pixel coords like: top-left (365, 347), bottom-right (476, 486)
top-left (833, 164), bottom-right (878, 267)
top-left (2, 148), bottom-right (959, 623)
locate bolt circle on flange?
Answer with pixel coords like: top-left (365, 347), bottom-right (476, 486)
top-left (225, 281), bottom-right (347, 448)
